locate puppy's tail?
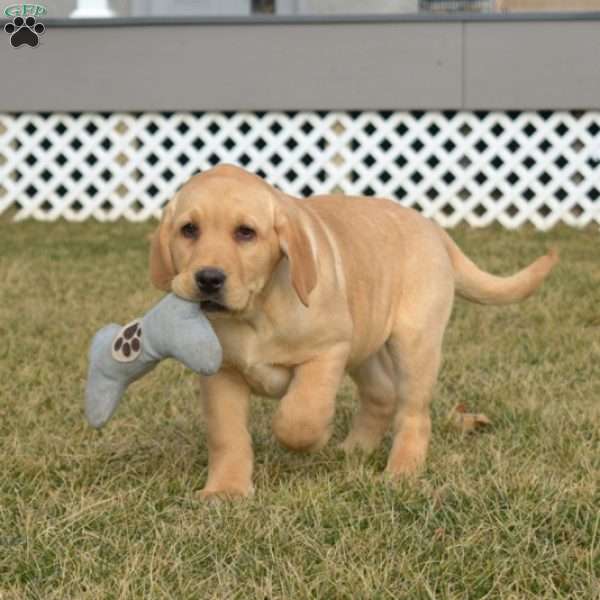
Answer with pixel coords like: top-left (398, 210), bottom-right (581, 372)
top-left (438, 228), bottom-right (558, 306)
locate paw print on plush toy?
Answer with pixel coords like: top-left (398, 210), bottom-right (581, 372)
top-left (112, 320), bottom-right (143, 363)
top-left (4, 16), bottom-right (45, 48)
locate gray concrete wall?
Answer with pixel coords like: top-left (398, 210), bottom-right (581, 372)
top-left (0, 14), bottom-right (599, 111)
top-left (17, 0), bottom-right (130, 18)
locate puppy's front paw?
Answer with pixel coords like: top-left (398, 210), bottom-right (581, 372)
top-left (199, 484), bottom-right (254, 503)
top-left (272, 408), bottom-right (331, 453)
top-left (384, 454), bottom-right (426, 479)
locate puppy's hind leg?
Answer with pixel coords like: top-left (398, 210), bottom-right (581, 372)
top-left (384, 298), bottom-right (452, 478)
top-left (340, 351), bottom-right (397, 454)
top-left (384, 334), bottom-right (441, 477)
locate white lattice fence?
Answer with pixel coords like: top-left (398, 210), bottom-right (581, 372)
top-left (0, 111), bottom-right (598, 229)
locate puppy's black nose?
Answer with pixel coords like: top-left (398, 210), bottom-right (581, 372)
top-left (195, 268), bottom-right (226, 294)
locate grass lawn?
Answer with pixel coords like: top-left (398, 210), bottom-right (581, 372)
top-left (0, 216), bottom-right (598, 599)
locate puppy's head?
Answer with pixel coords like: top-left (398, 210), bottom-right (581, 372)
top-left (149, 164), bottom-right (317, 315)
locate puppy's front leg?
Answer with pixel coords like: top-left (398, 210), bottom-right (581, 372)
top-left (198, 367), bottom-right (253, 500)
top-left (272, 343), bottom-right (349, 452)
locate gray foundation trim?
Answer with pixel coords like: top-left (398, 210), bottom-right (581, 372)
top-left (1, 14), bottom-right (599, 111)
top-left (15, 12), bottom-right (600, 25)
top-left (464, 21), bottom-right (600, 110)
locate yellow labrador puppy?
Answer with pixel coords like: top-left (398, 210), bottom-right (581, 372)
top-left (150, 164), bottom-right (557, 499)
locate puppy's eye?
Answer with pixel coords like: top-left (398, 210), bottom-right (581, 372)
top-left (234, 225), bottom-right (256, 242)
top-left (181, 223), bottom-right (199, 239)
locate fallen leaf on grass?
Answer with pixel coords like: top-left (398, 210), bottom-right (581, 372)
top-left (448, 403), bottom-right (492, 433)
top-left (583, 315), bottom-right (600, 328)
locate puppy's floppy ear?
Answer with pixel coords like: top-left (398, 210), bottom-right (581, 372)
top-left (275, 195), bottom-right (318, 307)
top-left (149, 196), bottom-right (178, 291)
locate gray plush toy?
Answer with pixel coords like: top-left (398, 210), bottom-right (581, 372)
top-left (85, 293), bottom-right (222, 429)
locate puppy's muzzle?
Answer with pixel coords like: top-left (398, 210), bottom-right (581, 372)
top-left (195, 268), bottom-right (226, 295)
top-left (195, 268), bottom-right (229, 312)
